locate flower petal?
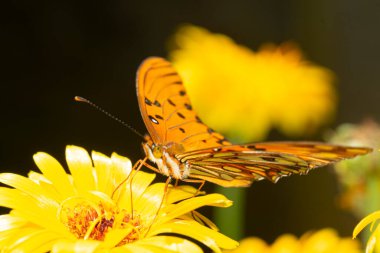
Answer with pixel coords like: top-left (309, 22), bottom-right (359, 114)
top-left (0, 187), bottom-right (70, 237)
top-left (0, 173), bottom-right (56, 204)
top-left (33, 151), bottom-right (76, 198)
top-left (5, 229), bottom-right (62, 253)
top-left (150, 220), bottom-right (238, 252)
top-left (166, 185), bottom-right (199, 204)
top-left (0, 214), bottom-right (28, 232)
top-left (117, 171), bottom-right (156, 213)
top-left (91, 151), bottom-right (113, 194)
top-left (118, 244), bottom-right (166, 253)
top-left (134, 183), bottom-right (165, 220)
top-left (157, 193), bottom-right (232, 225)
top-left (135, 235), bottom-right (202, 253)
top-left (110, 152), bottom-right (133, 187)
top-left (66, 146), bottom-right (96, 194)
top-left (51, 239), bottom-right (101, 253)
top-left (353, 211), bottom-right (380, 238)
top-left (102, 228), bottom-right (134, 248)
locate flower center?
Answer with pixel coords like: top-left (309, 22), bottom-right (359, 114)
top-left (60, 200), bottom-right (143, 245)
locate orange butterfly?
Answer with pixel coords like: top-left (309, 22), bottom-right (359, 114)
top-left (136, 57), bottom-right (371, 187)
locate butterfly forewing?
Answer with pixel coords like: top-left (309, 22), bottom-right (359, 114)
top-left (136, 57), bottom-right (230, 151)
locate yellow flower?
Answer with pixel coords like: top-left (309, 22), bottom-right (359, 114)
top-left (353, 211), bottom-right (380, 253)
top-left (225, 228), bottom-right (361, 253)
top-left (0, 145), bottom-right (238, 252)
top-left (169, 25), bottom-right (336, 142)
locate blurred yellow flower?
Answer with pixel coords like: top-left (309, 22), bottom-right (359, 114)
top-left (327, 120), bottom-right (380, 217)
top-left (169, 25), bottom-right (336, 142)
top-left (0, 145), bottom-right (238, 253)
top-left (225, 228), bottom-right (361, 253)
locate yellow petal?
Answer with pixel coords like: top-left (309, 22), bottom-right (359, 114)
top-left (134, 183), bottom-right (165, 220)
top-left (33, 151), bottom-right (76, 198)
top-left (334, 238), bottom-right (362, 253)
top-left (135, 235), bottom-right (202, 253)
top-left (166, 185), bottom-right (199, 204)
top-left (157, 193), bottom-right (232, 225)
top-left (271, 234), bottom-right (299, 253)
top-left (0, 214), bottom-right (28, 231)
top-left (353, 211), bottom-right (380, 238)
top-left (91, 151), bottom-right (113, 195)
top-left (28, 171), bottom-right (67, 201)
top-left (111, 152), bottom-right (132, 182)
top-left (51, 239), bottom-right (101, 253)
top-left (117, 171), bottom-right (156, 213)
top-left (0, 187), bottom-right (70, 237)
top-left (0, 173), bottom-right (55, 204)
top-left (118, 244), bottom-right (166, 253)
top-left (103, 228), bottom-right (134, 248)
top-left (0, 227), bottom-right (37, 250)
top-left (366, 230), bottom-right (378, 253)
top-left (5, 229), bottom-right (61, 253)
top-left (225, 237), bottom-right (268, 253)
top-left (150, 220), bottom-right (238, 252)
top-left (66, 146), bottom-right (96, 193)
top-left (187, 210), bottom-right (219, 231)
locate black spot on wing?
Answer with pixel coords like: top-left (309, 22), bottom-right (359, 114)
top-left (145, 97), bottom-right (152, 106)
top-left (155, 115), bottom-right (163, 120)
top-left (153, 100), bottom-right (161, 107)
top-left (179, 127), bottom-right (185, 133)
top-left (179, 90), bottom-right (186, 96)
top-left (217, 138), bottom-right (229, 145)
top-left (168, 99), bottom-right (176, 106)
top-left (177, 112), bottom-right (186, 119)
top-left (262, 157), bottom-right (276, 162)
top-left (149, 115), bottom-right (159, 124)
top-left (184, 103), bottom-right (192, 110)
top-left (246, 144), bottom-right (266, 151)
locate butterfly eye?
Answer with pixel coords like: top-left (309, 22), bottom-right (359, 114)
top-left (152, 146), bottom-right (163, 159)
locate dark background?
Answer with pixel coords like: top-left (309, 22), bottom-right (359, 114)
top-left (1, 0), bottom-right (379, 243)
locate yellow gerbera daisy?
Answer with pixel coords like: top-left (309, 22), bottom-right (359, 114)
top-left (169, 25), bottom-right (336, 142)
top-left (0, 145), bottom-right (238, 252)
top-left (225, 228), bottom-right (361, 253)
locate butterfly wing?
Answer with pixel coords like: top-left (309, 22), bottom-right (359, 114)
top-left (136, 57), bottom-right (230, 151)
top-left (176, 142), bottom-right (372, 187)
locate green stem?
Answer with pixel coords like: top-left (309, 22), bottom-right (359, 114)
top-left (214, 186), bottom-right (246, 240)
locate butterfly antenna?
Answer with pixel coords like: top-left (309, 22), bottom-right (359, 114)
top-left (74, 96), bottom-right (145, 139)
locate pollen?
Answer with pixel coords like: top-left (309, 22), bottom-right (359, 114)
top-left (60, 200), bottom-right (143, 245)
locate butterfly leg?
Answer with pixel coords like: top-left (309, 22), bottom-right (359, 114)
top-left (139, 160), bottom-right (162, 174)
top-left (182, 179), bottom-right (206, 196)
top-left (144, 176), bottom-right (172, 237)
top-left (111, 157), bottom-right (148, 199)
top-left (111, 157), bottom-right (149, 220)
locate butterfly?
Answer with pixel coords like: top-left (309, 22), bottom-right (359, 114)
top-left (136, 57), bottom-right (372, 187)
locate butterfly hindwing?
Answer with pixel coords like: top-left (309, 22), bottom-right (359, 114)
top-left (176, 142), bottom-right (372, 187)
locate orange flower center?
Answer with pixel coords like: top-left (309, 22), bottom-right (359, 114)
top-left (61, 201), bottom-right (143, 245)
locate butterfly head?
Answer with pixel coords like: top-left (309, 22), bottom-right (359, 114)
top-left (152, 145), bottom-right (163, 159)
top-left (142, 135), bottom-right (165, 162)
